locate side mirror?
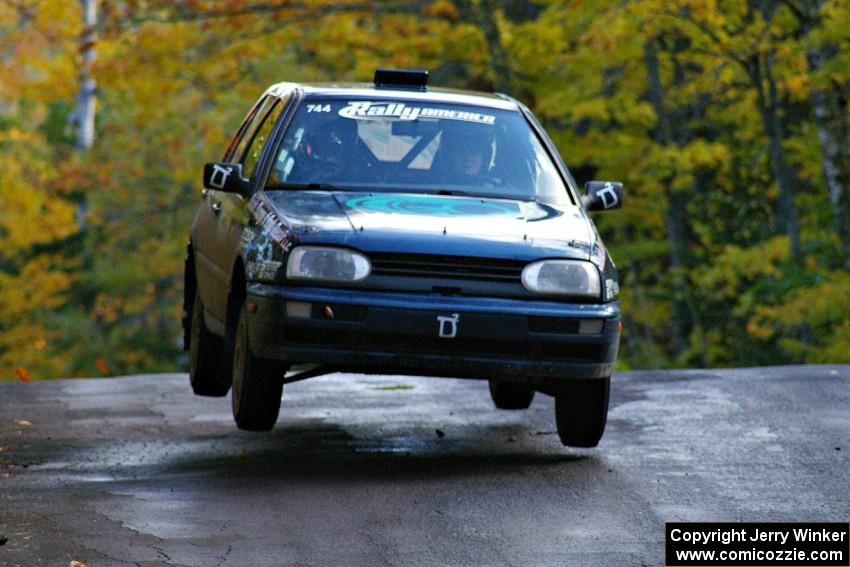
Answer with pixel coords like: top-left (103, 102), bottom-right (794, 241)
top-left (203, 162), bottom-right (249, 195)
top-left (581, 181), bottom-right (624, 211)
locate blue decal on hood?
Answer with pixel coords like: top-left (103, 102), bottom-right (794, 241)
top-left (344, 194), bottom-right (520, 217)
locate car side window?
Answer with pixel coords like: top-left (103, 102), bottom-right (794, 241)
top-left (242, 98), bottom-right (285, 179)
top-left (229, 96), bottom-right (279, 172)
top-left (223, 96), bottom-right (268, 163)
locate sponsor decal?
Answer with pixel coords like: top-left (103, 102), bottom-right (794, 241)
top-left (244, 194), bottom-right (298, 281)
top-left (247, 260), bottom-right (282, 281)
top-left (592, 242), bottom-right (607, 269)
top-left (597, 182), bottom-right (620, 209)
top-left (208, 164), bottom-right (233, 190)
top-left (248, 193), bottom-right (295, 252)
top-left (339, 101), bottom-right (496, 125)
top-left (344, 195), bottom-right (519, 217)
top-left (606, 278), bottom-right (619, 298)
top-left (241, 227), bottom-right (256, 245)
top-left (437, 313), bottom-right (460, 339)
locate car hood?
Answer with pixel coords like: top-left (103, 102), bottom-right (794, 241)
top-left (259, 191), bottom-right (596, 261)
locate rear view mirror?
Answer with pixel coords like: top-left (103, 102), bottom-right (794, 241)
top-left (203, 162), bottom-right (249, 195)
top-left (581, 181), bottom-right (624, 211)
top-left (391, 119), bottom-right (439, 137)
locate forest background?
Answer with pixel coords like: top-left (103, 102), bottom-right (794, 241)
top-left (1, 0), bottom-right (849, 380)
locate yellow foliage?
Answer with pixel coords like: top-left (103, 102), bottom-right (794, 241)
top-left (693, 237), bottom-right (791, 299)
top-left (750, 273), bottom-right (850, 336)
top-left (426, 0), bottom-right (460, 21)
top-left (2, 0), bottom-right (850, 376)
top-left (0, 129), bottom-right (77, 258)
top-left (808, 321), bottom-right (850, 364)
top-left (783, 74), bottom-right (810, 100)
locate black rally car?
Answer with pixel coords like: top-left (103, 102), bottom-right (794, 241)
top-left (184, 69), bottom-right (624, 447)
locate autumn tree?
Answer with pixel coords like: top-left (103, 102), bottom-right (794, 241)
top-left (0, 1), bottom-right (80, 379)
top-left (2, 0), bottom-right (848, 380)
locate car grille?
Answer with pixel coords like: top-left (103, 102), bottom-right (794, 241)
top-left (369, 253), bottom-right (525, 284)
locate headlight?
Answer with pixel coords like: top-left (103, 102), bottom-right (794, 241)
top-left (286, 246), bottom-right (371, 283)
top-left (521, 260), bottom-right (601, 298)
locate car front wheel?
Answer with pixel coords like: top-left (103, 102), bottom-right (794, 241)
top-left (231, 303), bottom-right (285, 431)
top-left (488, 380), bottom-right (535, 409)
top-left (189, 290), bottom-right (230, 397)
top-left (554, 377), bottom-right (610, 448)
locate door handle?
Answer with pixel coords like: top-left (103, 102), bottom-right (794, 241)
top-left (212, 201), bottom-right (222, 215)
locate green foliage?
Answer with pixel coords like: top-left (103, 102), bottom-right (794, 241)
top-left (1, 0), bottom-right (849, 380)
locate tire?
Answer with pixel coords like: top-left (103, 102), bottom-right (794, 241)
top-left (554, 377), bottom-right (610, 448)
top-left (189, 290), bottom-right (231, 397)
top-left (231, 304), bottom-right (284, 431)
top-left (488, 380), bottom-right (535, 410)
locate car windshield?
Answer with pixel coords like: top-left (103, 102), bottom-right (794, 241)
top-left (267, 98), bottom-right (572, 205)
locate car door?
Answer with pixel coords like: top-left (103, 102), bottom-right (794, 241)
top-left (193, 95), bottom-right (270, 325)
top-left (205, 94), bottom-right (289, 322)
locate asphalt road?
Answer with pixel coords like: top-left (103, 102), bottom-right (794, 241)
top-left (1, 365), bottom-right (848, 567)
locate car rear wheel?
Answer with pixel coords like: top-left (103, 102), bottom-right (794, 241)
top-left (231, 304), bottom-right (284, 431)
top-left (488, 380), bottom-right (535, 409)
top-left (554, 377), bottom-right (610, 448)
top-left (189, 290), bottom-right (230, 397)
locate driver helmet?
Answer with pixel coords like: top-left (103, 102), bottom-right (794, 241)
top-left (440, 124), bottom-right (494, 176)
top-left (301, 119), bottom-right (357, 170)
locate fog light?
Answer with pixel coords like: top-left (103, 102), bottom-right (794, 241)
top-left (286, 301), bottom-right (312, 318)
top-left (578, 319), bottom-right (604, 334)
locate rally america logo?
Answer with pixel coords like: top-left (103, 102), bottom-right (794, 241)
top-left (339, 101), bottom-right (495, 125)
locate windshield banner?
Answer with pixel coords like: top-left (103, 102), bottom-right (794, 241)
top-left (339, 101), bottom-right (496, 125)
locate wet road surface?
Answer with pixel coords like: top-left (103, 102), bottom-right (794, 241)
top-left (1, 365), bottom-right (848, 566)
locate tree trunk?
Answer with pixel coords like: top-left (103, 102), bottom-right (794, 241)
top-left (475, 0), bottom-right (513, 93)
top-left (783, 0), bottom-right (850, 269)
top-left (748, 52), bottom-right (803, 261)
top-left (807, 47), bottom-right (850, 269)
top-left (76, 0), bottom-right (97, 150)
top-left (643, 38), bottom-right (708, 365)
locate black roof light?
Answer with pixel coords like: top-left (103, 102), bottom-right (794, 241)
top-left (373, 68), bottom-right (429, 91)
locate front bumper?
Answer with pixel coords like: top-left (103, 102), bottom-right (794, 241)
top-left (246, 284), bottom-right (620, 382)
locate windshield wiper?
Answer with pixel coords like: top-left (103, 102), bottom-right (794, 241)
top-left (270, 182), bottom-right (353, 191)
top-left (435, 189), bottom-right (524, 200)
